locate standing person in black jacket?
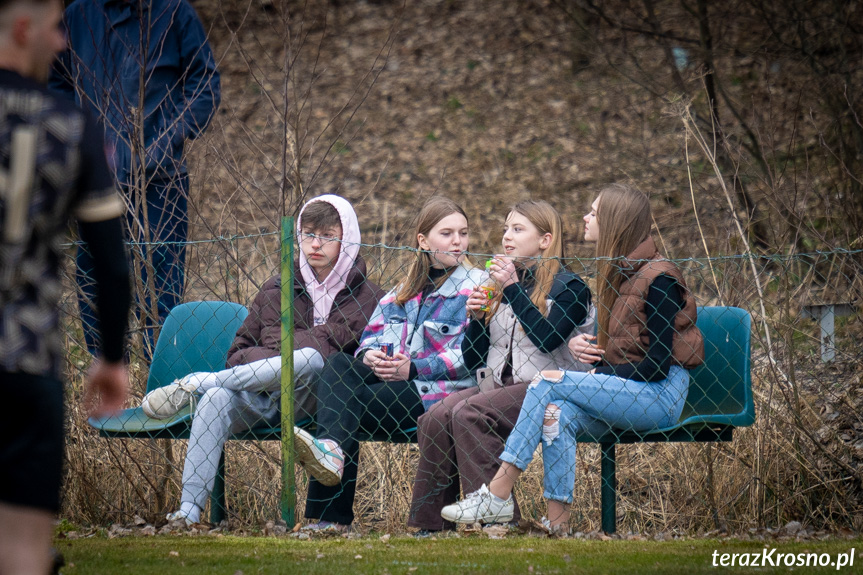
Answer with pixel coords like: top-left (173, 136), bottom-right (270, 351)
top-left (0, 0), bottom-right (131, 571)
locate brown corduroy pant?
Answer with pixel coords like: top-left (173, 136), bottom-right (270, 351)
top-left (408, 382), bottom-right (529, 531)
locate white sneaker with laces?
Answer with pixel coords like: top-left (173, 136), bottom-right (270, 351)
top-left (142, 374), bottom-right (200, 419)
top-left (292, 426), bottom-right (345, 487)
top-left (440, 484), bottom-right (515, 524)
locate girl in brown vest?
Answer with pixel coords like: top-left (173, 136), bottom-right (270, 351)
top-left (440, 183), bottom-right (704, 532)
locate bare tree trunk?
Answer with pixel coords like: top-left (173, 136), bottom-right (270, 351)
top-left (695, 0), bottom-right (771, 249)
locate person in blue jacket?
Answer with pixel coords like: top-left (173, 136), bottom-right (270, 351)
top-left (49, 0), bottom-right (221, 356)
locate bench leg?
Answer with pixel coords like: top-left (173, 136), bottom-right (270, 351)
top-left (601, 442), bottom-right (617, 534)
top-left (210, 451), bottom-right (226, 524)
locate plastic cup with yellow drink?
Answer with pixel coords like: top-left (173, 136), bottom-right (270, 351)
top-left (479, 259), bottom-right (497, 312)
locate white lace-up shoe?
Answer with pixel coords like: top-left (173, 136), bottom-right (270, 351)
top-left (142, 374), bottom-right (200, 419)
top-left (440, 484), bottom-right (515, 524)
top-left (292, 427), bottom-right (345, 487)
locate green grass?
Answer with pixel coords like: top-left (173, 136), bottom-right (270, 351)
top-left (55, 535), bottom-right (863, 574)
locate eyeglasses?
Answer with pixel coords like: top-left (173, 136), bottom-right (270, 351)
top-left (299, 232), bottom-right (341, 243)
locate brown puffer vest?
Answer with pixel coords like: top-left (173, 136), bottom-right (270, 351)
top-left (603, 237), bottom-right (704, 369)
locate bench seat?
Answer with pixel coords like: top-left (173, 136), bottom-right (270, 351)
top-left (90, 304), bottom-right (752, 532)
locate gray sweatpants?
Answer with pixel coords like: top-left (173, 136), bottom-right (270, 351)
top-left (180, 348), bottom-right (324, 510)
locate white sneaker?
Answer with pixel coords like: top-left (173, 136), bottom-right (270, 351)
top-left (142, 375), bottom-right (200, 419)
top-left (440, 484), bottom-right (515, 524)
top-left (292, 426), bottom-right (344, 487)
top-left (165, 510), bottom-right (193, 527)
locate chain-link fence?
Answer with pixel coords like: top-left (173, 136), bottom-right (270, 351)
top-left (60, 228), bottom-right (863, 534)
top-left (17, 0), bottom-right (860, 539)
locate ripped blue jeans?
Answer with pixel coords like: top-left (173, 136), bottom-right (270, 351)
top-left (499, 366), bottom-right (689, 503)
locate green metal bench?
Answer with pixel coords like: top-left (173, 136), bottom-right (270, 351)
top-left (582, 305), bottom-right (754, 533)
top-left (88, 301), bottom-right (250, 521)
top-left (207, 306), bottom-right (752, 528)
top-left (90, 303), bottom-right (752, 531)
top-left (88, 300), bottom-right (416, 523)
top-left (88, 301), bottom-right (250, 440)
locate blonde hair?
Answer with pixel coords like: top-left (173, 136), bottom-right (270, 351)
top-left (395, 197), bottom-right (469, 306)
top-left (487, 200), bottom-right (563, 320)
top-left (594, 183), bottom-right (653, 348)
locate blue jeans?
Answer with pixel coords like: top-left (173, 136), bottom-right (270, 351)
top-left (500, 366), bottom-right (689, 503)
top-left (77, 173), bottom-right (188, 357)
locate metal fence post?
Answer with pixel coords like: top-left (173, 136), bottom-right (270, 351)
top-left (801, 303), bottom-right (854, 363)
top-left (601, 442), bottom-right (617, 534)
top-left (280, 217), bottom-right (296, 524)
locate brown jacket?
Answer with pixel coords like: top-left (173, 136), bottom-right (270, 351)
top-left (225, 255), bottom-right (383, 367)
top-left (603, 237), bottom-right (704, 369)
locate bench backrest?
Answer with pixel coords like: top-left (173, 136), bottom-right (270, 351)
top-left (146, 301), bottom-right (249, 393)
top-left (678, 306), bottom-right (754, 427)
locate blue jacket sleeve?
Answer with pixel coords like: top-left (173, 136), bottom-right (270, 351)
top-left (174, 1), bottom-right (220, 142)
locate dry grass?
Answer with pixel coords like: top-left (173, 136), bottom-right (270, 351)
top-left (59, 242), bottom-right (863, 534)
top-left (56, 0), bottom-right (863, 534)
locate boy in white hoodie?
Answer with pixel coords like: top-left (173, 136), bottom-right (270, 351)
top-left (141, 195), bottom-right (382, 525)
